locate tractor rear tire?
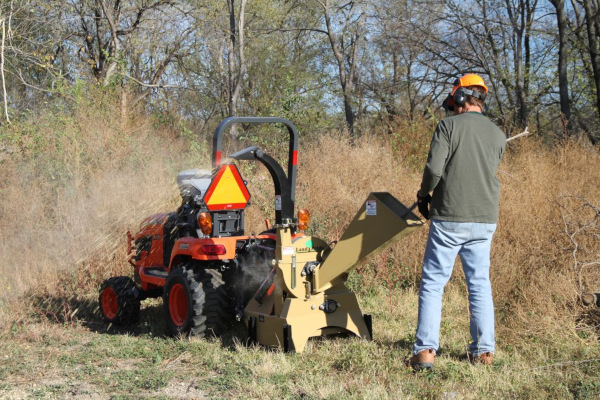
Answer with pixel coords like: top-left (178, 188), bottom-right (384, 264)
top-left (99, 276), bottom-right (141, 325)
top-left (163, 264), bottom-right (232, 337)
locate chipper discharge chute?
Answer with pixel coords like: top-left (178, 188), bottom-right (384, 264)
top-left (244, 192), bottom-right (423, 353)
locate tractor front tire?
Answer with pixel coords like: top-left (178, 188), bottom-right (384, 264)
top-left (99, 276), bottom-right (141, 325)
top-left (163, 264), bottom-right (231, 337)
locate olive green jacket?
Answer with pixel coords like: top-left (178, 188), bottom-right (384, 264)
top-left (418, 112), bottom-right (506, 223)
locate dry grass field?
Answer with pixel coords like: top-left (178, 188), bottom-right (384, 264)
top-left (1, 102), bottom-right (599, 399)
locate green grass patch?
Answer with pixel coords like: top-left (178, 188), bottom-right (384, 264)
top-left (3, 286), bottom-right (597, 399)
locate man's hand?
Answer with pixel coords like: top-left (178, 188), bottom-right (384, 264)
top-left (417, 192), bottom-right (432, 220)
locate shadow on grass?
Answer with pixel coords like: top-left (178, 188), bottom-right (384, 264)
top-left (23, 290), bottom-right (423, 355)
top-left (386, 336), bottom-right (414, 351)
top-left (382, 337), bottom-right (473, 363)
top-left (25, 291), bottom-right (162, 334)
top-left (21, 290), bottom-right (251, 350)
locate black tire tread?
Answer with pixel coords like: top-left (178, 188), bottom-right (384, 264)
top-left (99, 276), bottom-right (140, 325)
top-left (164, 263), bottom-right (232, 337)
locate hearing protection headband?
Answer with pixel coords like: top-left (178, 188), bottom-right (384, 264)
top-left (453, 87), bottom-right (486, 107)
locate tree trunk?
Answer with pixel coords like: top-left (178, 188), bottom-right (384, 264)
top-left (99, 0), bottom-right (120, 86)
top-left (225, 0), bottom-right (248, 139)
top-left (227, 0), bottom-right (237, 117)
top-left (551, 0), bottom-right (571, 132)
top-left (0, 15), bottom-right (10, 125)
top-left (505, 0), bottom-right (528, 128)
top-left (120, 86), bottom-right (128, 131)
top-left (322, 0), bottom-right (364, 136)
top-left (227, 0), bottom-right (247, 118)
top-left (583, 0), bottom-right (600, 123)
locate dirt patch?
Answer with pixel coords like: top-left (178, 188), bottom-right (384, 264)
top-left (0, 387), bottom-right (30, 400)
top-left (161, 380), bottom-right (207, 399)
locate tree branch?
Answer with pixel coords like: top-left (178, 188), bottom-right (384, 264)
top-left (0, 15), bottom-right (10, 124)
top-left (506, 126), bottom-right (531, 142)
top-left (121, 73), bottom-right (184, 89)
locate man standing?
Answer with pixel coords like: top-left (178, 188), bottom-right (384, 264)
top-left (408, 74), bottom-right (506, 371)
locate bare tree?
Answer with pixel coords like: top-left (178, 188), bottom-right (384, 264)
top-left (504, 0), bottom-right (538, 128)
top-left (557, 196), bottom-right (600, 297)
top-left (416, 0), bottom-right (546, 130)
top-left (59, 0), bottom-right (198, 114)
top-left (561, 0), bottom-right (599, 141)
top-left (550, 0), bottom-right (571, 131)
top-left (1, 0), bottom-right (597, 144)
top-left (577, 0), bottom-right (600, 137)
top-left (69, 0), bottom-right (178, 84)
top-left (363, 0), bottom-right (447, 126)
top-left (281, 0), bottom-right (368, 135)
top-left (318, 0), bottom-right (366, 135)
top-left (0, 7), bottom-right (9, 124)
top-left (226, 0), bottom-right (247, 119)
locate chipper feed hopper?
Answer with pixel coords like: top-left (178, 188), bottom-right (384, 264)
top-left (98, 117), bottom-right (422, 353)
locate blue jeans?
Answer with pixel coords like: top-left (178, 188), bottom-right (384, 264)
top-left (413, 219), bottom-right (497, 356)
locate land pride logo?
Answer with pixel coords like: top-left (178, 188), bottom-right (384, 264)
top-left (295, 240), bottom-right (325, 253)
top-left (296, 246), bottom-right (325, 253)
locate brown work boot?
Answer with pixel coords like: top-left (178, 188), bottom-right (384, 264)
top-left (468, 351), bottom-right (494, 365)
top-left (407, 349), bottom-right (435, 371)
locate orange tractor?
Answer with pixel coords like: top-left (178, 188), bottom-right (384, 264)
top-left (99, 117), bottom-right (422, 351)
top-left (99, 117), bottom-right (303, 336)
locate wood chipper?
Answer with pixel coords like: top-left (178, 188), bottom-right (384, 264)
top-left (98, 117), bottom-right (423, 352)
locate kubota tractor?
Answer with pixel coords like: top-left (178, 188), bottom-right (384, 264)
top-left (99, 117), bottom-right (422, 352)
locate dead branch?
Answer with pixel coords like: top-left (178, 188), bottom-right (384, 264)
top-left (15, 70), bottom-right (57, 95)
top-left (122, 73), bottom-right (184, 89)
top-left (1, 15), bottom-right (10, 124)
top-left (556, 195), bottom-right (600, 296)
top-left (506, 126), bottom-right (530, 142)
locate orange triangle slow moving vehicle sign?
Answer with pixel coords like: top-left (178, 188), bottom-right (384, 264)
top-left (203, 164), bottom-right (251, 211)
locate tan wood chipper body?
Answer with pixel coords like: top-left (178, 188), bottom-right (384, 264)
top-left (244, 192), bottom-right (423, 352)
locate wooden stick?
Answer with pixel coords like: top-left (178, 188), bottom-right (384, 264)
top-left (506, 126), bottom-right (530, 142)
top-left (0, 16), bottom-right (10, 125)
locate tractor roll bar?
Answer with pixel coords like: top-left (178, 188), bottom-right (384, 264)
top-left (229, 146), bottom-right (295, 225)
top-left (211, 117), bottom-right (299, 203)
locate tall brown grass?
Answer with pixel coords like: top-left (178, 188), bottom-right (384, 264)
top-left (0, 96), bottom-right (207, 307)
top-left (494, 138), bottom-right (600, 348)
top-left (1, 102), bottom-right (599, 352)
